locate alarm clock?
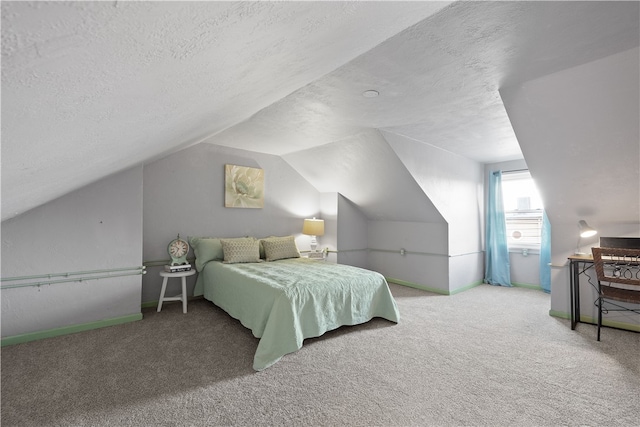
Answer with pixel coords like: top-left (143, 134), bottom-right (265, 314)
top-left (167, 234), bottom-right (189, 266)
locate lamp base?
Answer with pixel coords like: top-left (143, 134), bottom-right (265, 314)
top-left (310, 235), bottom-right (318, 252)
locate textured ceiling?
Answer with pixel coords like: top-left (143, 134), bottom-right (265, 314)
top-left (2, 1), bottom-right (639, 221)
top-left (1, 1), bottom-right (449, 220)
top-left (210, 1), bottom-right (640, 159)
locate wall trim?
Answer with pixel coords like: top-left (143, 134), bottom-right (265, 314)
top-left (549, 310), bottom-right (570, 320)
top-left (1, 313), bottom-right (143, 347)
top-left (548, 310), bottom-right (640, 333)
top-left (142, 300), bottom-right (159, 309)
top-left (450, 280), bottom-right (483, 295)
top-left (142, 295), bottom-right (203, 309)
top-left (386, 277), bottom-right (449, 294)
top-left (372, 248), bottom-right (448, 257)
top-left (512, 281), bottom-right (543, 291)
top-left (386, 278), bottom-right (483, 295)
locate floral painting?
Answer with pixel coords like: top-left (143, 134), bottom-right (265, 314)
top-left (225, 164), bottom-right (264, 208)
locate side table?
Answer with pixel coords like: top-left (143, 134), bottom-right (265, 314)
top-left (157, 269), bottom-right (196, 314)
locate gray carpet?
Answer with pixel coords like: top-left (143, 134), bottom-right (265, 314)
top-left (2, 284), bottom-right (639, 426)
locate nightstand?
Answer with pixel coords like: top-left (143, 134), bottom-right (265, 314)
top-left (157, 269), bottom-right (196, 314)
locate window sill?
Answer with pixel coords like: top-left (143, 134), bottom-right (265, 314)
top-left (508, 248), bottom-right (540, 255)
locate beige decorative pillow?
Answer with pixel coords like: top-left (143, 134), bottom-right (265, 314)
top-left (261, 236), bottom-right (300, 261)
top-left (220, 238), bottom-right (261, 264)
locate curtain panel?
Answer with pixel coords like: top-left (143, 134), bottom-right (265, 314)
top-left (485, 171), bottom-right (512, 287)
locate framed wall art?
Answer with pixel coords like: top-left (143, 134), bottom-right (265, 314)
top-left (224, 164), bottom-right (264, 208)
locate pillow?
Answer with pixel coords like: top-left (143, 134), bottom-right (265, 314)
top-left (189, 237), bottom-right (224, 271)
top-left (221, 237), bottom-right (261, 264)
top-left (260, 235), bottom-right (300, 261)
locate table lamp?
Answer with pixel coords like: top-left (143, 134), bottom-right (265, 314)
top-left (576, 220), bottom-right (597, 254)
top-left (302, 217), bottom-right (324, 252)
top-left (578, 220), bottom-right (597, 238)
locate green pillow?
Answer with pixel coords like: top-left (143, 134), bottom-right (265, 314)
top-left (189, 237), bottom-right (224, 271)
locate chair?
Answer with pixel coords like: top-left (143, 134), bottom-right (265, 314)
top-left (591, 247), bottom-right (640, 341)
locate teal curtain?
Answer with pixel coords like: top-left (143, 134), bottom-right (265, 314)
top-left (539, 211), bottom-right (551, 293)
top-left (485, 171), bottom-right (512, 287)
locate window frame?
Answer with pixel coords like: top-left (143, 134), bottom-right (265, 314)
top-left (501, 170), bottom-right (544, 252)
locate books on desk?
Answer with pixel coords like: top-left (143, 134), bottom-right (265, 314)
top-left (164, 264), bottom-right (192, 272)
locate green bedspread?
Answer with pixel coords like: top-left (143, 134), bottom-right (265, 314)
top-left (194, 257), bottom-right (400, 371)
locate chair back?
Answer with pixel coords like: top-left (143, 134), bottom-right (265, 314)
top-left (591, 247), bottom-right (640, 287)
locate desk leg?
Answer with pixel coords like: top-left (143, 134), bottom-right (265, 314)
top-left (570, 260), bottom-right (583, 330)
top-left (569, 260), bottom-right (576, 330)
top-left (574, 263), bottom-right (580, 328)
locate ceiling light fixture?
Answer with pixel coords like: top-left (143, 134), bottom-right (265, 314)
top-left (362, 90), bottom-right (379, 98)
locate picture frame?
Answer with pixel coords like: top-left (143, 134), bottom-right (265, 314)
top-left (224, 164), bottom-right (264, 208)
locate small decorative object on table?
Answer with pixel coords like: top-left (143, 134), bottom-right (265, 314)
top-left (164, 264), bottom-right (191, 272)
top-left (166, 234), bottom-right (191, 271)
top-left (307, 251), bottom-right (325, 260)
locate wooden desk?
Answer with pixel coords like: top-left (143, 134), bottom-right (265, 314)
top-left (567, 254), bottom-right (594, 330)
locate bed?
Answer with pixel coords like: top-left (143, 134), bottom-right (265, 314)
top-left (191, 236), bottom-right (400, 371)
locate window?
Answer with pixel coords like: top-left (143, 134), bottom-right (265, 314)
top-left (501, 171), bottom-right (544, 250)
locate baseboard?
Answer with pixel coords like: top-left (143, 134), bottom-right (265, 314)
top-left (1, 313), bottom-right (143, 347)
top-left (386, 277), bottom-right (449, 295)
top-left (549, 310), bottom-right (570, 320)
top-left (449, 280), bottom-right (483, 295)
top-left (142, 300), bottom-right (159, 309)
top-left (385, 277), bottom-right (482, 295)
top-left (577, 315), bottom-right (640, 333)
top-left (512, 282), bottom-right (543, 291)
top-left (548, 310), bottom-right (640, 332)
top-left (141, 295), bottom-right (203, 309)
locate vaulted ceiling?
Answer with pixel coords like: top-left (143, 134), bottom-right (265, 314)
top-left (2, 1), bottom-right (638, 221)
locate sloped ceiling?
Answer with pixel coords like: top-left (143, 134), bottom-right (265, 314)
top-left (501, 47), bottom-right (640, 226)
top-left (284, 129), bottom-right (445, 222)
top-left (2, 1), bottom-right (639, 221)
top-left (1, 1), bottom-right (450, 221)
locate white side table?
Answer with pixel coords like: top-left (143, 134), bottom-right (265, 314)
top-left (157, 269), bottom-right (196, 314)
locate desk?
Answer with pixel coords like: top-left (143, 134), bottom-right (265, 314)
top-left (567, 254), bottom-right (594, 330)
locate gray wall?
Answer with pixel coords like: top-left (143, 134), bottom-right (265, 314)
top-left (368, 221), bottom-right (449, 292)
top-left (142, 142), bottom-right (321, 303)
top-left (501, 47), bottom-right (640, 327)
top-left (335, 193), bottom-right (368, 268)
top-left (283, 128), bottom-right (487, 293)
top-left (1, 167), bottom-right (143, 337)
top-left (384, 131), bottom-right (485, 293)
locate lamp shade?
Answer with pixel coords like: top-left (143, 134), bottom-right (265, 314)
top-left (302, 218), bottom-right (324, 236)
top-left (578, 220), bottom-right (597, 238)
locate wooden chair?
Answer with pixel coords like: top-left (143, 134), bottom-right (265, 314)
top-left (591, 247), bottom-right (640, 341)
